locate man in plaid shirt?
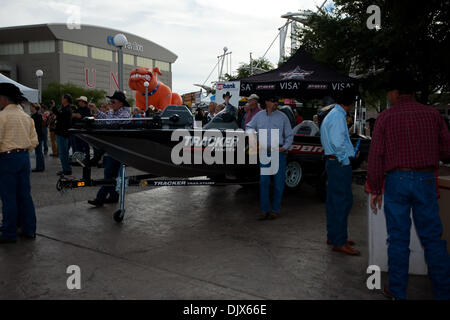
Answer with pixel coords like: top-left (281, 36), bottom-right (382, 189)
top-left (368, 71), bottom-right (450, 300)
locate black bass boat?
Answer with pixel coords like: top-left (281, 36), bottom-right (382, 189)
top-left (65, 105), bottom-right (370, 222)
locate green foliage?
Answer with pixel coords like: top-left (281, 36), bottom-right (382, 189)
top-left (224, 57), bottom-right (275, 80)
top-left (295, 0), bottom-right (450, 105)
top-left (42, 82), bottom-right (107, 106)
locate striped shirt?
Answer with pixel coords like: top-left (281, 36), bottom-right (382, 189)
top-left (0, 104), bottom-right (38, 152)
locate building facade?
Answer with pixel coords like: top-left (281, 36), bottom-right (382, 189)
top-left (0, 23), bottom-right (177, 99)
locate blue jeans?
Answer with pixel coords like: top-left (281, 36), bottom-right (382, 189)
top-left (35, 138), bottom-right (45, 170)
top-left (0, 151), bottom-right (36, 239)
top-left (57, 135), bottom-right (71, 172)
top-left (42, 126), bottom-right (48, 154)
top-left (259, 152), bottom-right (287, 213)
top-left (325, 159), bottom-right (353, 247)
top-left (96, 156), bottom-right (121, 203)
top-left (384, 170), bottom-right (450, 300)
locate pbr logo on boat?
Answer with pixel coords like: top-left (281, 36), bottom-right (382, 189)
top-left (170, 129), bottom-right (281, 175)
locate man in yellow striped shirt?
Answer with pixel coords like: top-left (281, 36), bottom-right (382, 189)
top-left (0, 83), bottom-right (38, 243)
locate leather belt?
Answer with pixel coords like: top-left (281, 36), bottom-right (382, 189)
top-left (0, 148), bottom-right (28, 156)
top-left (326, 155), bottom-right (337, 160)
top-left (395, 167), bottom-right (435, 172)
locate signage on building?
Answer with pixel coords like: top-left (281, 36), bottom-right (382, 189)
top-left (107, 36), bottom-right (144, 52)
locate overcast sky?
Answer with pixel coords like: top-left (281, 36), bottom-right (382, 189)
top-left (0, 0), bottom-right (322, 94)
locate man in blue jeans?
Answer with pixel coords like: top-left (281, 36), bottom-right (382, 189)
top-left (0, 83), bottom-right (38, 243)
top-left (320, 90), bottom-right (360, 256)
top-left (246, 96), bottom-right (293, 220)
top-left (87, 91), bottom-right (131, 207)
top-left (52, 94), bottom-right (73, 175)
top-left (368, 71), bottom-right (450, 300)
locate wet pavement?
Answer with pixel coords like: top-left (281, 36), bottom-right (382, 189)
top-left (0, 153), bottom-right (436, 299)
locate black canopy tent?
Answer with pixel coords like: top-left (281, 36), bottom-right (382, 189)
top-left (239, 47), bottom-right (358, 99)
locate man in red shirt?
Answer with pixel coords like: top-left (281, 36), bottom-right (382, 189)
top-left (368, 71), bottom-right (450, 300)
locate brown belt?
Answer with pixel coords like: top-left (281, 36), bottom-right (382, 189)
top-left (0, 148), bottom-right (28, 156)
top-left (326, 155), bottom-right (337, 160)
top-left (395, 167), bottom-right (435, 172)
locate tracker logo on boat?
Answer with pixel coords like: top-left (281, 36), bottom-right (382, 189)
top-left (170, 129), bottom-right (282, 175)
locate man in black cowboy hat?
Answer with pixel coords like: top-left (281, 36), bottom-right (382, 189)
top-left (0, 83), bottom-right (38, 243)
top-left (222, 91), bottom-right (237, 118)
top-left (213, 91), bottom-right (237, 123)
top-left (88, 91), bottom-right (131, 207)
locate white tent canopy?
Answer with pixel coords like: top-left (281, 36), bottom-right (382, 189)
top-left (0, 73), bottom-right (39, 103)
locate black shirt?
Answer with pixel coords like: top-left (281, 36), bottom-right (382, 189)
top-left (52, 104), bottom-right (72, 137)
top-left (31, 112), bottom-right (43, 141)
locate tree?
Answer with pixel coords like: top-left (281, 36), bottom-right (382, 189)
top-left (42, 82), bottom-right (108, 106)
top-left (224, 57), bottom-right (275, 81)
top-left (295, 0), bottom-right (450, 105)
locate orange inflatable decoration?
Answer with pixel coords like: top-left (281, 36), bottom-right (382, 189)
top-left (128, 67), bottom-right (183, 111)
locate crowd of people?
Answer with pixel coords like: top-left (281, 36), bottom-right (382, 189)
top-left (0, 71), bottom-right (449, 299)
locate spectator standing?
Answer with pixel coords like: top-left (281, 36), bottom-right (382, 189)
top-left (73, 96), bottom-right (92, 162)
top-left (53, 94), bottom-right (73, 175)
top-left (41, 104), bottom-right (50, 155)
top-left (368, 71), bottom-right (450, 300)
top-left (0, 83), bottom-right (38, 243)
top-left (48, 100), bottom-right (58, 157)
top-left (87, 91), bottom-right (131, 207)
top-left (243, 94), bottom-right (262, 129)
top-left (246, 96), bottom-right (293, 220)
top-left (320, 90), bottom-right (360, 256)
top-left (206, 102), bottom-right (216, 122)
top-left (30, 104), bottom-right (45, 172)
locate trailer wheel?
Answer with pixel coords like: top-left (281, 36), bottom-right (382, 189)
top-left (113, 210), bottom-right (124, 223)
top-left (285, 161), bottom-right (303, 189)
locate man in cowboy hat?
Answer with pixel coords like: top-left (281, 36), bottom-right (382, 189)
top-left (52, 93), bottom-right (73, 175)
top-left (72, 96), bottom-right (92, 162)
top-left (88, 91), bottom-right (131, 207)
top-left (222, 91), bottom-right (237, 118)
top-left (242, 93), bottom-right (262, 129)
top-left (246, 96), bottom-right (293, 220)
top-left (0, 83), bottom-right (38, 243)
top-left (212, 91), bottom-right (237, 123)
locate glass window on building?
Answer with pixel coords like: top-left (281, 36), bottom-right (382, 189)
top-left (62, 41), bottom-right (88, 57)
top-left (29, 40), bottom-right (55, 54)
top-left (0, 42), bottom-right (24, 55)
top-left (155, 60), bottom-right (170, 72)
top-left (123, 53), bottom-right (135, 66)
top-left (91, 47), bottom-right (113, 61)
top-left (136, 57), bottom-right (153, 68)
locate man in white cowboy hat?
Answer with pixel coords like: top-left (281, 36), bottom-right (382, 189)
top-left (72, 96), bottom-right (92, 161)
top-left (242, 93), bottom-right (262, 129)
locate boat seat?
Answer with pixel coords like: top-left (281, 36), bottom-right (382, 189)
top-left (294, 120), bottom-right (320, 136)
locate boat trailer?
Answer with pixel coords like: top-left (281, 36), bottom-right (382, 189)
top-left (56, 158), bottom-right (258, 223)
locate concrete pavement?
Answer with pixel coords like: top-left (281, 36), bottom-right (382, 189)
top-left (0, 153), bottom-right (435, 299)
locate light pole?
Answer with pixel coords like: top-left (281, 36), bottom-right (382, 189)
top-left (144, 81), bottom-right (149, 112)
top-left (36, 69), bottom-right (43, 103)
top-left (113, 33), bottom-right (128, 92)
